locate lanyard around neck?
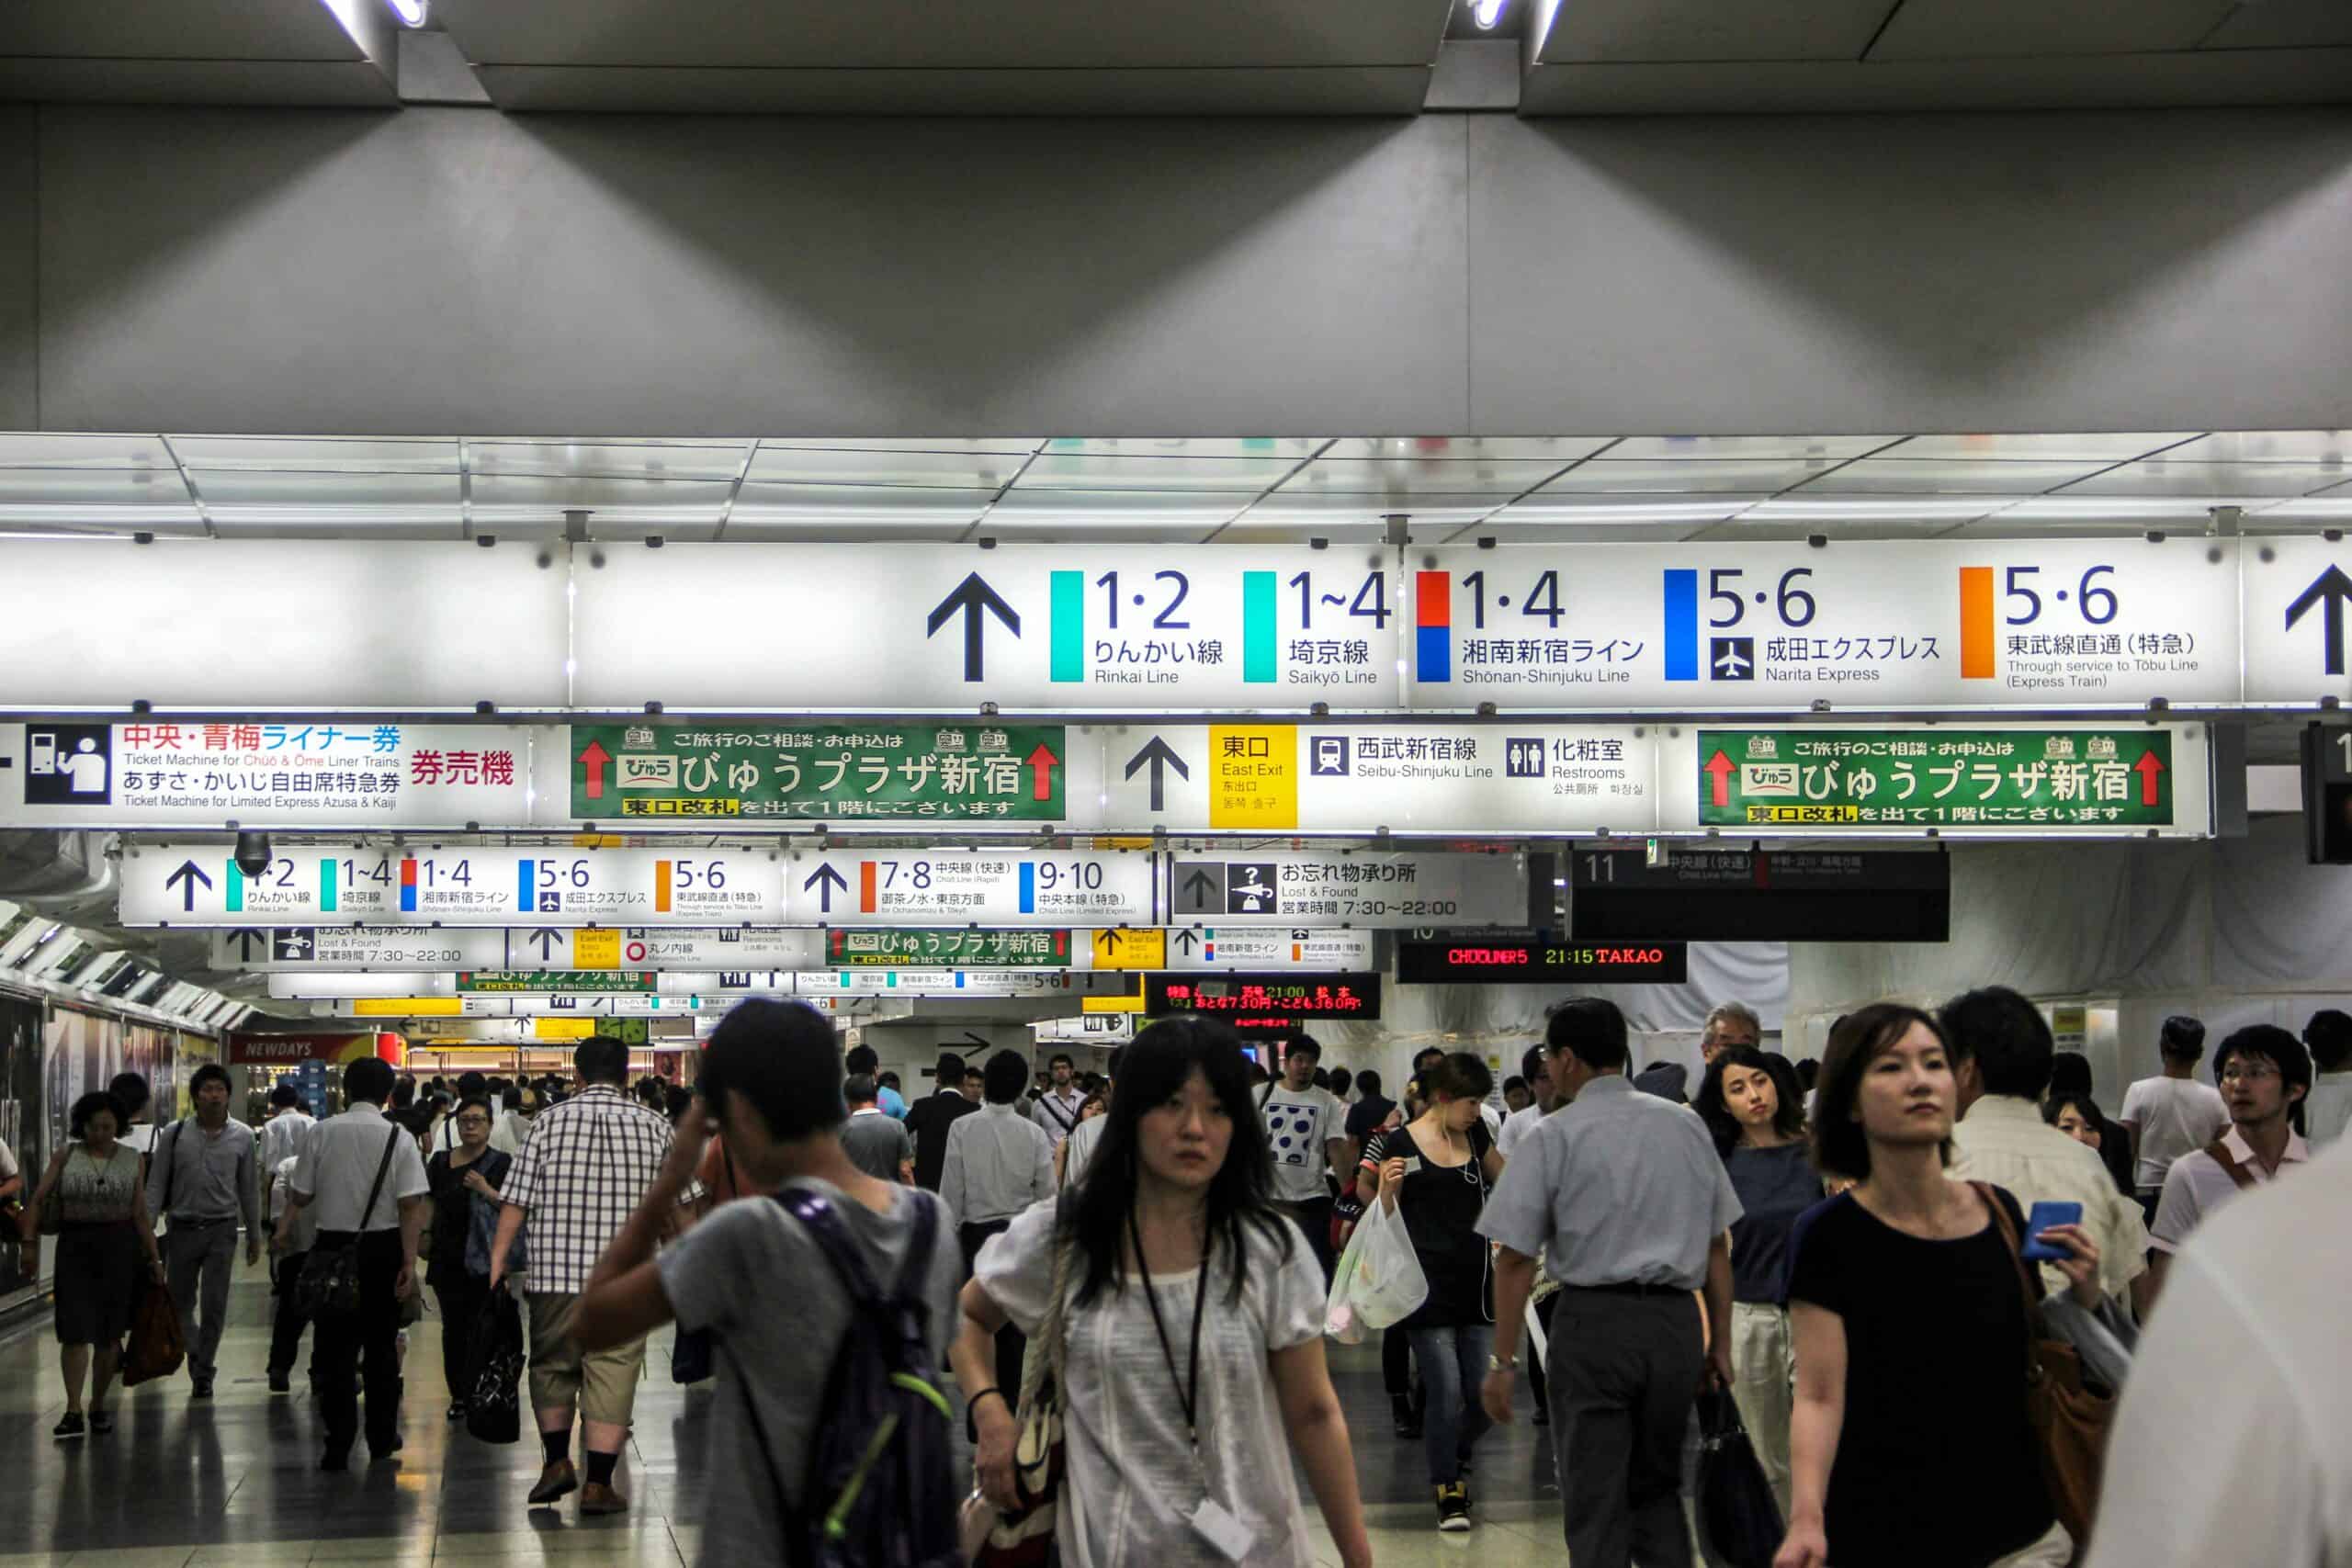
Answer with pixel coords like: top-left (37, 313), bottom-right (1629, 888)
top-left (1129, 1206), bottom-right (1212, 1453)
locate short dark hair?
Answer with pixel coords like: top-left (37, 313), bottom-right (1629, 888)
top-left (2047, 1051), bottom-right (2095, 1098)
top-left (2213, 1025), bottom-right (2312, 1136)
top-left (574, 1035), bottom-right (629, 1087)
top-left (1048, 1053), bottom-right (1074, 1071)
top-left (1521, 1044), bottom-right (1546, 1084)
top-left (2302, 1010), bottom-right (2352, 1074)
top-left (984, 1050), bottom-right (1030, 1105)
top-left (268, 1084), bottom-right (301, 1109)
top-left (878, 1071), bottom-right (900, 1091)
top-left (1796, 1058), bottom-right (1820, 1089)
top-left (843, 1073), bottom-right (879, 1106)
top-left (1412, 1047), bottom-right (1445, 1073)
top-left (345, 1056), bottom-right (395, 1106)
top-left (2042, 1093), bottom-right (2103, 1134)
top-left (1105, 1047), bottom-right (1125, 1078)
top-left (1283, 1035), bottom-right (1323, 1066)
top-left (70, 1090), bottom-right (127, 1140)
top-left (456, 1070), bottom-right (487, 1097)
top-left (190, 1063), bottom-right (232, 1096)
top-left (934, 1053), bottom-right (967, 1086)
top-left (107, 1072), bottom-right (151, 1116)
top-left (1546, 998), bottom-right (1631, 1073)
top-left (844, 1043), bottom-right (879, 1076)
top-left (390, 1077), bottom-right (416, 1108)
top-left (699, 999), bottom-right (846, 1143)
top-left (1329, 1067), bottom-right (1353, 1098)
top-left (453, 1095), bottom-right (495, 1126)
top-left (1423, 1051), bottom-right (1493, 1102)
top-left (1813, 1003), bottom-right (1951, 1181)
top-left (1502, 1075), bottom-right (1529, 1099)
top-left (1938, 986), bottom-right (2053, 1100)
top-left (1353, 1068), bottom-right (1382, 1098)
top-left (2160, 1014), bottom-right (2208, 1063)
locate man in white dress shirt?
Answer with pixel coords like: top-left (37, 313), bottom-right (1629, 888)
top-left (1029, 1052), bottom-right (1086, 1152)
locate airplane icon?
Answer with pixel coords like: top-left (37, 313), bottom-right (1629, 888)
top-left (1711, 637), bottom-right (1756, 681)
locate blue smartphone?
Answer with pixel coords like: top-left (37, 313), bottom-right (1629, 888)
top-left (2018, 1200), bottom-right (2084, 1263)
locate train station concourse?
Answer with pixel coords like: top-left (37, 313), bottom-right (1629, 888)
top-left (0, 3), bottom-right (2348, 1566)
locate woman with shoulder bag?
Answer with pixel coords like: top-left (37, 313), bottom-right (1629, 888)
top-left (955, 1016), bottom-right (1373, 1568)
top-left (1774, 1006), bottom-right (2104, 1568)
top-left (425, 1095), bottom-right (511, 1421)
top-left (32, 1091), bottom-right (164, 1439)
top-left (1367, 1051), bottom-right (1507, 1533)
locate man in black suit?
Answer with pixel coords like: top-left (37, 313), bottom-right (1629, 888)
top-left (905, 1051), bottom-right (982, 1192)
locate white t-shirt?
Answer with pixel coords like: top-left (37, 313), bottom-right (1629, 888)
top-left (2081, 1136), bottom-right (2352, 1568)
top-left (1498, 1102), bottom-right (1547, 1161)
top-left (1059, 1114), bottom-right (1106, 1190)
top-left (2303, 1072), bottom-right (2352, 1150)
top-left (976, 1201), bottom-right (1325, 1568)
top-left (2120, 1075), bottom-right (2231, 1190)
top-left (1256, 1083), bottom-right (1347, 1203)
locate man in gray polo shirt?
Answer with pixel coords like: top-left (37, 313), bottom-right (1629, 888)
top-left (146, 1063), bottom-right (263, 1399)
top-left (1477, 998), bottom-right (1740, 1568)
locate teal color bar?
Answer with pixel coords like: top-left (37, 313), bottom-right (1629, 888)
top-left (1243, 571), bottom-right (1276, 683)
top-left (227, 863), bottom-right (244, 913)
top-left (321, 859), bottom-right (338, 913)
top-left (1050, 570), bottom-right (1084, 682)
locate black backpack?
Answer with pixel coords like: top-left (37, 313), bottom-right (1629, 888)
top-left (727, 1185), bottom-right (960, 1568)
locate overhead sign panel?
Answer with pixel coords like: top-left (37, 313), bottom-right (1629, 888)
top-left (559, 722), bottom-right (1069, 824)
top-left (2245, 537), bottom-right (2352, 704)
top-left (1396, 936), bottom-right (1689, 986)
top-left (1145, 973), bottom-right (1383, 1021)
top-left (1667, 724), bottom-right (2210, 836)
top-left (1163, 927), bottom-right (1378, 972)
top-left (572, 544), bottom-right (1403, 711)
top-left (1166, 851), bottom-right (1532, 928)
top-left (1570, 848), bottom-right (1952, 943)
top-left (2, 722), bottom-right (532, 829)
top-left (122, 845), bottom-right (786, 927)
top-left (785, 850), bottom-right (1158, 927)
top-left (1407, 539), bottom-right (2238, 710)
top-left (825, 929), bottom-right (1076, 968)
top-left (1101, 722), bottom-right (1656, 833)
top-left (209, 926), bottom-right (507, 971)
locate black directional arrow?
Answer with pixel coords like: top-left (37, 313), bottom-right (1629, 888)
top-left (1123, 736), bottom-right (1191, 812)
top-left (527, 929), bottom-right (562, 963)
top-left (1095, 929), bottom-right (1124, 958)
top-left (1171, 928), bottom-right (1201, 956)
top-left (803, 862), bottom-right (850, 914)
top-left (925, 572), bottom-right (1021, 682)
top-left (1181, 868), bottom-right (1217, 908)
top-left (224, 928), bottom-right (265, 963)
top-left (165, 859), bottom-right (214, 913)
top-left (2287, 565), bottom-right (2352, 676)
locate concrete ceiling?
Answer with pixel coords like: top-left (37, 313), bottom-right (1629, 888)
top-left (1522, 0), bottom-right (2352, 113)
top-left (432, 0), bottom-right (1457, 115)
top-left (0, 0), bottom-right (401, 107)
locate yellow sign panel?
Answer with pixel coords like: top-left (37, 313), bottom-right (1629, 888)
top-left (1091, 836), bottom-right (1155, 852)
top-left (534, 1018), bottom-right (598, 1041)
top-left (1091, 929), bottom-right (1166, 971)
top-left (570, 928), bottom-right (621, 969)
top-left (1082, 990), bottom-right (1146, 1014)
top-left (353, 998), bottom-right (461, 1017)
top-left (573, 834), bottom-right (626, 849)
top-left (1209, 725), bottom-right (1298, 829)
top-left (1745, 805), bottom-right (1861, 825)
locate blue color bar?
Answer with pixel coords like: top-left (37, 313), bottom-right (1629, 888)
top-left (1019, 862), bottom-right (1036, 914)
top-left (1664, 570), bottom-right (1699, 682)
top-left (1415, 626), bottom-right (1449, 682)
top-left (517, 860), bottom-right (536, 913)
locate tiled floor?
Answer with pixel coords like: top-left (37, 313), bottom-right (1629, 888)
top-left (0, 1259), bottom-right (1571, 1565)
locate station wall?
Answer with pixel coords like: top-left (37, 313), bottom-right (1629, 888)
top-left (4, 104), bottom-right (2349, 437)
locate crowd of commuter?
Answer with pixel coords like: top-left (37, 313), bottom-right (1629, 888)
top-left (12, 987), bottom-right (2344, 1567)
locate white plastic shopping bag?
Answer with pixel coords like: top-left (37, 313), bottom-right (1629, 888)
top-left (1323, 1197), bottom-right (1428, 1344)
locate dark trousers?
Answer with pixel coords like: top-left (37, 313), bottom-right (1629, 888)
top-left (1382, 1324), bottom-right (1420, 1405)
top-left (960, 1220), bottom-right (1027, 1400)
top-left (1549, 1289), bottom-right (1701, 1568)
top-left (268, 1248), bottom-right (313, 1380)
top-left (312, 1231), bottom-right (405, 1456)
top-left (1274, 1198), bottom-right (1336, 1285)
top-left (435, 1273), bottom-right (491, 1404)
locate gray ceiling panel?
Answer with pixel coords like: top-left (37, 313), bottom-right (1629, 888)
top-left (1535, 0), bottom-right (1893, 63)
top-left (467, 63), bottom-right (1436, 116)
top-left (0, 0), bottom-right (370, 62)
top-left (2200, 1), bottom-right (2352, 49)
top-left (1866, 0), bottom-right (2234, 61)
top-left (744, 447), bottom-right (1023, 490)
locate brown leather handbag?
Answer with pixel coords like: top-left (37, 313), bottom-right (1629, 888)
top-left (122, 1266), bottom-right (187, 1387)
top-left (1974, 1182), bottom-right (2114, 1551)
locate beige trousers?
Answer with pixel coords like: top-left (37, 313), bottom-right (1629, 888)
top-left (1727, 1300), bottom-right (1796, 1522)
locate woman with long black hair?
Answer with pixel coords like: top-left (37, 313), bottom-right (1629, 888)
top-left (1693, 1043), bottom-right (1820, 1519)
top-left (954, 1015), bottom-right (1372, 1568)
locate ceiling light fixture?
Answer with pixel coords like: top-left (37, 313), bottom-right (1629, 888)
top-left (385, 0), bottom-right (428, 26)
top-left (1470, 0), bottom-right (1508, 28)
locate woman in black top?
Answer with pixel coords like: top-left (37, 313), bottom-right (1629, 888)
top-left (1366, 1052), bottom-right (1507, 1534)
top-left (424, 1095), bottom-right (510, 1420)
top-left (1695, 1044), bottom-right (1819, 1520)
top-left (1776, 1006), bottom-right (2105, 1568)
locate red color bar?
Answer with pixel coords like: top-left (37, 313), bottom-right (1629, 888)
top-left (859, 860), bottom-right (878, 914)
top-left (1415, 570), bottom-right (1451, 627)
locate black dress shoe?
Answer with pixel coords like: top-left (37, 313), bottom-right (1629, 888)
top-left (268, 1371), bottom-right (291, 1394)
top-left (320, 1450), bottom-right (349, 1472)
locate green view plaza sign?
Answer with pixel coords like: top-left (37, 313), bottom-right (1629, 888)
top-left (1698, 728), bottom-right (2178, 830)
top-left (570, 723), bottom-right (1067, 821)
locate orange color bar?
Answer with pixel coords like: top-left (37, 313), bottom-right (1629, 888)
top-left (860, 860), bottom-right (878, 914)
top-left (654, 859), bottom-right (673, 913)
top-left (1958, 567), bottom-right (1996, 679)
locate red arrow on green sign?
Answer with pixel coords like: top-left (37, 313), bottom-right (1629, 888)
top-left (1703, 750), bottom-right (1735, 808)
top-left (578, 739), bottom-right (612, 801)
top-left (2132, 750), bottom-right (2165, 807)
top-left (1026, 742), bottom-right (1060, 803)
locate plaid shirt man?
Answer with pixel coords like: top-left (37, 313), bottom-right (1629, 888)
top-left (498, 1086), bottom-right (702, 1294)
